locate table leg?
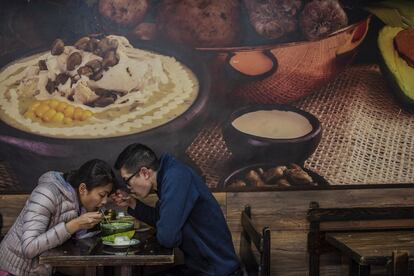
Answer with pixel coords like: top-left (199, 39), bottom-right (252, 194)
top-left (359, 265), bottom-right (370, 276)
top-left (96, 266), bottom-right (104, 276)
top-left (349, 260), bottom-right (370, 276)
top-left (85, 266), bottom-right (96, 276)
top-left (114, 265), bottom-right (132, 276)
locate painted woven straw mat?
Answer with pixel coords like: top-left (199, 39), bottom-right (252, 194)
top-left (298, 64), bottom-right (414, 185)
top-left (187, 64), bottom-right (414, 188)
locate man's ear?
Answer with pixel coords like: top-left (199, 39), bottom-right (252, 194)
top-left (141, 167), bottom-right (150, 179)
top-left (79, 183), bottom-right (88, 195)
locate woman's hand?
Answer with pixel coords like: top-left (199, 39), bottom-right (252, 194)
top-left (111, 189), bottom-right (136, 209)
top-left (65, 212), bottom-right (102, 235)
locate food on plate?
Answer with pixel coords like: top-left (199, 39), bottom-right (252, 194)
top-left (243, 0), bottom-right (302, 40)
top-left (99, 0), bottom-right (149, 27)
top-left (246, 170), bottom-right (265, 187)
top-left (229, 51), bottom-right (275, 76)
top-left (228, 163), bottom-right (317, 188)
top-left (263, 165), bottom-right (287, 183)
top-left (227, 179), bottom-right (247, 188)
top-left (156, 0), bottom-right (241, 47)
top-left (378, 26), bottom-right (414, 106)
top-left (113, 236), bottom-right (131, 245)
top-left (102, 230), bottom-right (135, 242)
top-left (285, 166), bottom-right (315, 186)
top-left (231, 110), bottom-right (313, 139)
top-left (0, 35), bottom-right (199, 138)
top-left (300, 0), bottom-right (348, 41)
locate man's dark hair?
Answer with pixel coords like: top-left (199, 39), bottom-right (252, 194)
top-left (115, 143), bottom-right (160, 172)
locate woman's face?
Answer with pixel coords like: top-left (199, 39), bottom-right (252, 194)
top-left (78, 182), bottom-right (113, 212)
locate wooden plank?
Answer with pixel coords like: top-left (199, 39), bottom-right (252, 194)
top-left (320, 219), bottom-right (414, 231)
top-left (0, 194), bottom-right (29, 235)
top-left (226, 189), bottom-right (414, 232)
top-left (308, 206), bottom-right (414, 221)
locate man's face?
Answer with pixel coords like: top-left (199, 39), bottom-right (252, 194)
top-left (121, 167), bottom-right (152, 198)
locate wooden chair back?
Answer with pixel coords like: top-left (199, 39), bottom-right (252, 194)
top-left (307, 201), bottom-right (414, 276)
top-left (389, 250), bottom-right (414, 276)
top-left (240, 205), bottom-right (271, 276)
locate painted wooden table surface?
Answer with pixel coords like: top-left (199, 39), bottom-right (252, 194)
top-left (326, 231), bottom-right (414, 276)
top-left (39, 230), bottom-right (174, 276)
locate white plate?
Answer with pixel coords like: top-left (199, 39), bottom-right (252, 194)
top-left (136, 226), bottom-right (152, 232)
top-left (102, 239), bottom-right (140, 249)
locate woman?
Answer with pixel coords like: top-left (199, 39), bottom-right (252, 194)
top-left (0, 159), bottom-right (116, 276)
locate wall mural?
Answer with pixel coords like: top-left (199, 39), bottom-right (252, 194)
top-left (0, 0), bottom-right (413, 193)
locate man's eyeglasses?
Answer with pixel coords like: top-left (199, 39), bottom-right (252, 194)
top-left (124, 169), bottom-right (140, 186)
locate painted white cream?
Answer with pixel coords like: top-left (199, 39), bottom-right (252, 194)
top-left (232, 110), bottom-right (313, 139)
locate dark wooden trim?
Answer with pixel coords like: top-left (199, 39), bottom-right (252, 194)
top-left (240, 205), bottom-right (271, 276)
top-left (39, 255), bottom-right (175, 267)
top-left (241, 212), bottom-right (262, 250)
top-left (261, 227), bottom-right (271, 276)
top-left (308, 206), bottom-right (414, 222)
top-left (3, 183), bottom-right (414, 195)
top-left (211, 183), bottom-right (414, 193)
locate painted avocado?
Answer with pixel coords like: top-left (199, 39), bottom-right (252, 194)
top-left (378, 26), bottom-right (414, 107)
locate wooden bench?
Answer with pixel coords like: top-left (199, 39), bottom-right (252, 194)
top-left (240, 205), bottom-right (271, 276)
top-left (307, 201), bottom-right (414, 276)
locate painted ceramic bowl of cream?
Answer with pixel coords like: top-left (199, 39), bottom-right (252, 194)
top-left (222, 104), bottom-right (322, 165)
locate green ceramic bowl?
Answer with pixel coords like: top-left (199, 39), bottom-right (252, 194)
top-left (100, 221), bottom-right (134, 236)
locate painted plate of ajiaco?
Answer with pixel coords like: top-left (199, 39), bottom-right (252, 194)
top-left (0, 35), bottom-right (199, 139)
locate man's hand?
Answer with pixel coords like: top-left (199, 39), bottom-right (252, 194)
top-left (111, 189), bottom-right (136, 209)
top-left (65, 212), bottom-right (102, 235)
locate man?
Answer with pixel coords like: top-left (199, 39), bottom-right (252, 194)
top-left (111, 143), bottom-right (241, 276)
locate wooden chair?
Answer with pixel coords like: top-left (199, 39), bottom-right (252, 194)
top-left (307, 201), bottom-right (414, 276)
top-left (388, 250), bottom-right (414, 276)
top-left (240, 205), bottom-right (271, 276)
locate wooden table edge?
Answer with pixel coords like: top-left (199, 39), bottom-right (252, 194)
top-left (39, 254), bottom-right (175, 266)
top-left (325, 233), bottom-right (369, 265)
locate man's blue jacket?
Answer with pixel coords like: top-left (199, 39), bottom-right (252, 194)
top-left (128, 154), bottom-right (240, 275)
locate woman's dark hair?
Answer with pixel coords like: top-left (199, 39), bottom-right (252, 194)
top-left (64, 159), bottom-right (116, 192)
top-left (115, 143), bottom-right (160, 173)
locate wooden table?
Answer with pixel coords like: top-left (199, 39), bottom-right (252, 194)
top-left (326, 231), bottom-right (414, 276)
top-left (39, 230), bottom-right (174, 276)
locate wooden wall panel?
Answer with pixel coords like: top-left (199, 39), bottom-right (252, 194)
top-left (0, 194), bottom-right (29, 235)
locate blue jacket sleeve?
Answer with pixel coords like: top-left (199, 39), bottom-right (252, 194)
top-left (127, 201), bottom-right (159, 227)
top-left (156, 169), bottom-right (199, 248)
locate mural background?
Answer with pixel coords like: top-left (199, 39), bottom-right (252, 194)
top-left (1, 0), bottom-right (413, 194)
